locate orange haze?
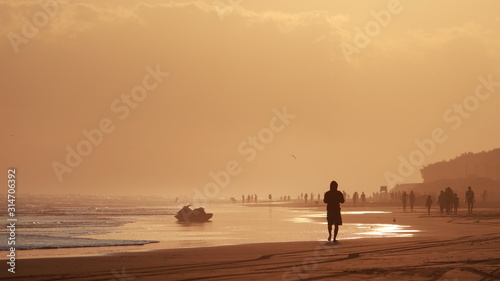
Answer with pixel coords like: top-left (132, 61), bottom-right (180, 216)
top-left (1, 0), bottom-right (500, 197)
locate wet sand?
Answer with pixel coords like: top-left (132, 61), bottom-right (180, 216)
top-left (4, 207), bottom-right (500, 281)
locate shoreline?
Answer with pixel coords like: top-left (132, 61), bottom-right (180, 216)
top-left (4, 205), bottom-right (497, 259)
top-left (2, 204), bottom-right (409, 259)
top-left (7, 232), bottom-right (500, 280)
top-left (3, 207), bottom-right (500, 280)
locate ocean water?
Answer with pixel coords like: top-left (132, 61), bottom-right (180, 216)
top-left (0, 195), bottom-right (418, 255)
top-left (0, 194), bottom-right (169, 251)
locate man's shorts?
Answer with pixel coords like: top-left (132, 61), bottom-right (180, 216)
top-left (327, 209), bottom-right (342, 225)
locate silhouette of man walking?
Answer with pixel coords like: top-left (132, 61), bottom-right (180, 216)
top-left (425, 195), bottom-right (432, 215)
top-left (324, 180), bottom-right (345, 242)
top-left (401, 191), bottom-right (408, 212)
top-left (465, 186), bottom-right (475, 215)
top-left (409, 191), bottom-right (415, 212)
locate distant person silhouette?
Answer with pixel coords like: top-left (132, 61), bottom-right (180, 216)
top-left (324, 180), bottom-right (345, 242)
top-left (425, 195), bottom-right (432, 215)
top-left (409, 191), bottom-right (415, 212)
top-left (360, 192), bottom-right (366, 205)
top-left (352, 192), bottom-right (359, 206)
top-left (438, 191), bottom-right (445, 214)
top-left (401, 191), bottom-right (408, 212)
top-left (444, 187), bottom-right (454, 215)
top-left (304, 193), bottom-right (308, 204)
top-left (465, 186), bottom-right (475, 214)
top-left (453, 193), bottom-right (459, 215)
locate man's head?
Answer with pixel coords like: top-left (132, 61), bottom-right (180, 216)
top-left (330, 181), bottom-right (338, 191)
top-left (468, 186), bottom-right (472, 190)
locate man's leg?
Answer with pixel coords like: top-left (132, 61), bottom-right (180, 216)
top-left (333, 224), bottom-right (339, 242)
top-left (327, 223), bottom-right (332, 241)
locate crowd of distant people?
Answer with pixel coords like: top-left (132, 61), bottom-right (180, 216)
top-left (241, 194), bottom-right (258, 204)
top-left (413, 186), bottom-right (476, 215)
top-left (299, 192), bottom-right (323, 204)
top-left (397, 186), bottom-right (478, 215)
top-left (390, 187), bottom-right (484, 215)
top-left (239, 185), bottom-right (487, 215)
top-left (234, 182), bottom-right (488, 244)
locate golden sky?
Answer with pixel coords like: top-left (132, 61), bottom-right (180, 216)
top-left (1, 0), bottom-right (500, 197)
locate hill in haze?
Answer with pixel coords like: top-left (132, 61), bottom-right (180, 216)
top-left (421, 148), bottom-right (500, 183)
top-left (393, 148), bottom-right (500, 201)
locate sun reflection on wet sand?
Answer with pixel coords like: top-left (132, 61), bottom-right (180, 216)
top-left (288, 210), bottom-right (419, 239)
top-left (295, 210), bottom-right (392, 219)
top-left (354, 224), bottom-right (420, 237)
top-left (343, 211), bottom-right (392, 215)
top-left (286, 219), bottom-right (419, 238)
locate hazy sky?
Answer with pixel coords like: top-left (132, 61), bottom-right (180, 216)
top-left (1, 0), bottom-right (500, 198)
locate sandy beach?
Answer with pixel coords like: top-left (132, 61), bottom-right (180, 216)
top-left (3, 206), bottom-right (500, 281)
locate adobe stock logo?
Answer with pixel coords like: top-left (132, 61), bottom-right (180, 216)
top-left (51, 65), bottom-right (169, 182)
top-left (340, 0), bottom-right (408, 63)
top-left (384, 74), bottom-right (500, 187)
top-left (7, 0), bottom-right (68, 54)
top-left (191, 106), bottom-right (296, 205)
top-left (282, 243), bottom-right (336, 280)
